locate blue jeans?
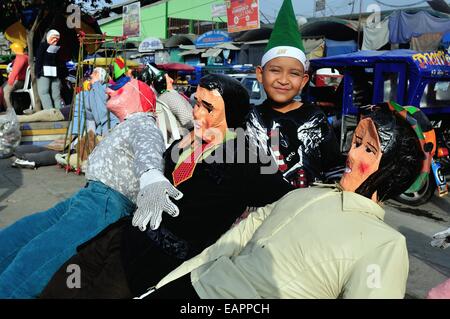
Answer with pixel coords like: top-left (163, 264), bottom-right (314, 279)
top-left (0, 181), bottom-right (135, 298)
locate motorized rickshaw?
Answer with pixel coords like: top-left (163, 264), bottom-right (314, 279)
top-left (308, 49), bottom-right (450, 205)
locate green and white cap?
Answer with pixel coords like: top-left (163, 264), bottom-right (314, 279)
top-left (261, 0), bottom-right (307, 70)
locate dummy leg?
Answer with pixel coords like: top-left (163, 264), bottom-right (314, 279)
top-left (40, 218), bottom-right (132, 299)
top-left (0, 197), bottom-right (71, 276)
top-left (0, 182), bottom-right (134, 298)
top-left (50, 78), bottom-right (63, 109)
top-left (37, 76), bottom-right (53, 109)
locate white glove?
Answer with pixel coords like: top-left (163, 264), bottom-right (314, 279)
top-left (431, 227), bottom-right (450, 249)
top-left (132, 169), bottom-right (183, 231)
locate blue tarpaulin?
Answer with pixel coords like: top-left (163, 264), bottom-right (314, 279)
top-left (325, 39), bottom-right (357, 57)
top-left (389, 11), bottom-right (450, 44)
top-left (442, 32), bottom-right (450, 49)
top-left (310, 49), bottom-right (450, 79)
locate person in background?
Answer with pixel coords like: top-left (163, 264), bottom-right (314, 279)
top-left (3, 43), bottom-right (28, 110)
top-left (35, 29), bottom-right (63, 110)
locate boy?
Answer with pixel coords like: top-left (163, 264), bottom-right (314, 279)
top-left (246, 0), bottom-right (343, 188)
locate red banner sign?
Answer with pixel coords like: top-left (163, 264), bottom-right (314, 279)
top-left (226, 0), bottom-right (260, 33)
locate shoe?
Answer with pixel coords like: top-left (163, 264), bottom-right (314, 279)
top-left (11, 158), bottom-right (36, 169)
top-left (55, 153), bottom-right (68, 166)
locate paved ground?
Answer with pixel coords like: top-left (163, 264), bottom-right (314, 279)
top-left (1, 156), bottom-right (450, 299)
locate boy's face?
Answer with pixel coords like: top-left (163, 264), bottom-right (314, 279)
top-left (193, 86), bottom-right (227, 143)
top-left (256, 57), bottom-right (309, 105)
top-left (340, 118), bottom-right (382, 193)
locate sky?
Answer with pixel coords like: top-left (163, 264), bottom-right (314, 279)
top-left (261, 0), bottom-right (431, 20)
top-left (108, 0), bottom-right (438, 21)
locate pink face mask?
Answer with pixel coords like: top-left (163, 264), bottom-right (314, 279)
top-left (106, 79), bottom-right (144, 122)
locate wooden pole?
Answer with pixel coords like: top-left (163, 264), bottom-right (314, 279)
top-left (357, 0), bottom-right (363, 50)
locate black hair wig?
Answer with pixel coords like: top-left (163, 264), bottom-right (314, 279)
top-left (198, 74), bottom-right (250, 129)
top-left (355, 109), bottom-right (424, 201)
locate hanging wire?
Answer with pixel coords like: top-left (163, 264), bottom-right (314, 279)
top-left (374, 0), bottom-right (427, 8)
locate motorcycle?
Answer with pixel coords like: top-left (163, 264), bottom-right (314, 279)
top-left (395, 120), bottom-right (449, 206)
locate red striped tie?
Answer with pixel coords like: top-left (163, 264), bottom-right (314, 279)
top-left (172, 143), bottom-right (213, 187)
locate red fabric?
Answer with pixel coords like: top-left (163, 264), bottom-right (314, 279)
top-left (115, 57), bottom-right (125, 69)
top-left (137, 80), bottom-right (156, 113)
top-left (172, 143), bottom-right (213, 187)
top-left (8, 54), bottom-right (28, 85)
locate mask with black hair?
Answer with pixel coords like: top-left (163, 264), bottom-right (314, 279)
top-left (198, 74), bottom-right (250, 129)
top-left (355, 102), bottom-right (431, 202)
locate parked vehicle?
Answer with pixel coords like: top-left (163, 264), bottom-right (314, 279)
top-left (187, 64), bottom-right (255, 86)
top-left (308, 49), bottom-right (450, 205)
top-left (240, 73), bottom-right (267, 105)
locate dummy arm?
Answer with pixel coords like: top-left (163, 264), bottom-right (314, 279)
top-left (132, 169), bottom-right (183, 231)
top-left (158, 90), bottom-right (193, 129)
top-left (190, 202), bottom-right (274, 261)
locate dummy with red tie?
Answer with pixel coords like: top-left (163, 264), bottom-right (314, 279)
top-left (40, 74), bottom-right (293, 299)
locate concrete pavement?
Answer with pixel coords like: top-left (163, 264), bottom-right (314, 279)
top-left (0, 157), bottom-right (85, 228)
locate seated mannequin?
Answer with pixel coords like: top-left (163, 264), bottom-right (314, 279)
top-left (40, 74), bottom-right (293, 299)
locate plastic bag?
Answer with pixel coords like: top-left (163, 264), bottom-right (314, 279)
top-left (0, 107), bottom-right (21, 158)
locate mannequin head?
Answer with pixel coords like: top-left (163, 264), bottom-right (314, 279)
top-left (340, 103), bottom-right (430, 202)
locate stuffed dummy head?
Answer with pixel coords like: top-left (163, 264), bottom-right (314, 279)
top-left (193, 74), bottom-right (250, 144)
top-left (112, 57), bottom-right (128, 81)
top-left (340, 102), bottom-right (432, 202)
top-left (90, 67), bottom-right (107, 84)
top-left (106, 79), bottom-right (156, 122)
top-left (10, 43), bottom-right (25, 55)
top-left (46, 29), bottom-right (60, 45)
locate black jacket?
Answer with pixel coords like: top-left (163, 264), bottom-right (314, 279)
top-left (34, 41), bottom-right (63, 78)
